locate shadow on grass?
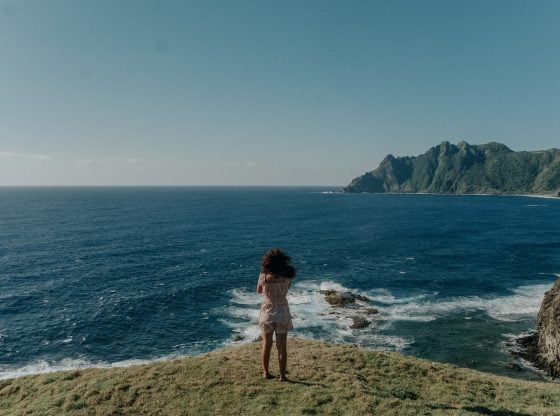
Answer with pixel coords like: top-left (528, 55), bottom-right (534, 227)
top-left (285, 379), bottom-right (327, 388)
top-left (260, 374), bottom-right (326, 388)
top-left (427, 405), bottom-right (532, 416)
top-left (462, 406), bottom-right (532, 416)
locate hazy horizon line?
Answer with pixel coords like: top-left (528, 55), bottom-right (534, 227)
top-left (0, 184), bottom-right (346, 188)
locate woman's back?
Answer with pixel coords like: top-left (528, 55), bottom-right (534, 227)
top-left (259, 273), bottom-right (291, 305)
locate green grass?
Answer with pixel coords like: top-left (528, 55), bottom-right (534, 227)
top-left (1, 338), bottom-right (559, 415)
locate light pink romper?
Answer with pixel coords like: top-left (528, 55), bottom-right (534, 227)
top-left (258, 273), bottom-right (293, 334)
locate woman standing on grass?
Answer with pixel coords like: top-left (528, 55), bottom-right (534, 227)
top-left (256, 248), bottom-right (296, 381)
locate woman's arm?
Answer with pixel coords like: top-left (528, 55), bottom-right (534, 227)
top-left (256, 273), bottom-right (264, 294)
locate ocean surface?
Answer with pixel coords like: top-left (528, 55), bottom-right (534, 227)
top-left (1, 187), bottom-right (559, 381)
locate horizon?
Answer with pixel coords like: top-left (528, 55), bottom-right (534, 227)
top-left (1, 139), bottom-right (557, 187)
top-left (0, 184), bottom-right (344, 188)
top-left (1, 1), bottom-right (559, 186)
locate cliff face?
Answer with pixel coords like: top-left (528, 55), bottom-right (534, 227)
top-left (536, 278), bottom-right (560, 378)
top-left (345, 141), bottom-right (560, 195)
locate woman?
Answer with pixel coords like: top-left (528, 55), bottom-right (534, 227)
top-left (256, 248), bottom-right (296, 381)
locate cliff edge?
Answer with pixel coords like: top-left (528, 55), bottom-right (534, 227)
top-left (2, 338), bottom-right (560, 415)
top-left (536, 278), bottom-right (560, 378)
top-left (514, 277), bottom-right (560, 380)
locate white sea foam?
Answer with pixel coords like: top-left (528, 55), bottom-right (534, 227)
top-left (0, 339), bottom-right (226, 380)
top-left (501, 332), bottom-right (554, 380)
top-left (522, 194), bottom-right (559, 200)
top-left (223, 305), bottom-right (260, 321)
top-left (379, 283), bottom-right (551, 322)
top-left (229, 288), bottom-right (260, 305)
top-left (222, 279), bottom-right (553, 355)
top-left (309, 190), bottom-right (343, 194)
top-left (485, 284), bottom-right (551, 321)
top-left (367, 290), bottom-right (429, 306)
top-left (0, 355), bottom-right (177, 381)
top-left (223, 280), bottom-right (409, 352)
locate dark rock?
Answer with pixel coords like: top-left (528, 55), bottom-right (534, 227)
top-left (366, 308), bottom-right (380, 315)
top-left (506, 363), bottom-right (522, 371)
top-left (511, 332), bottom-right (539, 362)
top-left (535, 278), bottom-right (560, 378)
top-left (344, 141), bottom-right (560, 195)
top-left (319, 290), bottom-right (356, 307)
top-left (513, 278), bottom-right (560, 379)
top-left (233, 335), bottom-right (244, 342)
top-left (319, 290), bottom-right (369, 306)
top-left (350, 317), bottom-right (371, 329)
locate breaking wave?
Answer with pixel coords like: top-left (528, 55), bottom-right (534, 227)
top-left (221, 280), bottom-right (551, 352)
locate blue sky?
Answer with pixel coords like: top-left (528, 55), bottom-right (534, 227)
top-left (1, 0), bottom-right (559, 185)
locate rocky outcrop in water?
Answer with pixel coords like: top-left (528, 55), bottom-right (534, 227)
top-left (535, 278), bottom-right (560, 378)
top-left (350, 317), bottom-right (371, 329)
top-left (319, 289), bottom-right (379, 330)
top-left (513, 278), bottom-right (560, 379)
top-left (345, 141), bottom-right (560, 195)
top-left (319, 290), bottom-right (369, 306)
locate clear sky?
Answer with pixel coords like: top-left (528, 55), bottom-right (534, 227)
top-left (1, 0), bottom-right (559, 186)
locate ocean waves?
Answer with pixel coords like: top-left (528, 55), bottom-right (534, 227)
top-left (221, 279), bottom-right (552, 353)
top-left (381, 283), bottom-right (551, 323)
top-left (1, 189), bottom-right (559, 381)
top-left (0, 355), bottom-right (172, 381)
top-left (1, 279), bottom-right (548, 380)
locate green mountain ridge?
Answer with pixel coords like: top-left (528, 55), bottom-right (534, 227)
top-left (344, 141), bottom-right (560, 195)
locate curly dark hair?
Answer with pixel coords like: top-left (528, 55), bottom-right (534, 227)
top-left (261, 248), bottom-right (296, 279)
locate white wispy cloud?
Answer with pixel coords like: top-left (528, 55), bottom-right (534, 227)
top-left (0, 151), bottom-right (52, 161)
top-left (76, 158), bottom-right (94, 166)
top-left (76, 156), bottom-right (143, 167)
top-left (226, 161), bottom-right (256, 168)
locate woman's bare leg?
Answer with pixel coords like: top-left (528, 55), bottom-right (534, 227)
top-left (261, 331), bottom-right (273, 378)
top-left (275, 333), bottom-right (288, 381)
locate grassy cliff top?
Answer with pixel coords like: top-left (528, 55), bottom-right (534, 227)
top-left (1, 338), bottom-right (560, 416)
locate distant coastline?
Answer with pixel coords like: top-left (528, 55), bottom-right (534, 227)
top-left (345, 141), bottom-right (560, 196)
top-left (342, 190), bottom-right (559, 199)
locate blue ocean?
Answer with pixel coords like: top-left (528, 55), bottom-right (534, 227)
top-left (1, 187), bottom-right (558, 381)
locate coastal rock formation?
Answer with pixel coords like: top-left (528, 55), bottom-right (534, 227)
top-left (319, 290), bottom-right (369, 307)
top-left (535, 278), bottom-right (560, 378)
top-left (319, 289), bottom-right (378, 330)
top-left (345, 141), bottom-right (560, 195)
top-left (513, 278), bottom-right (560, 379)
top-left (350, 316), bottom-right (371, 329)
